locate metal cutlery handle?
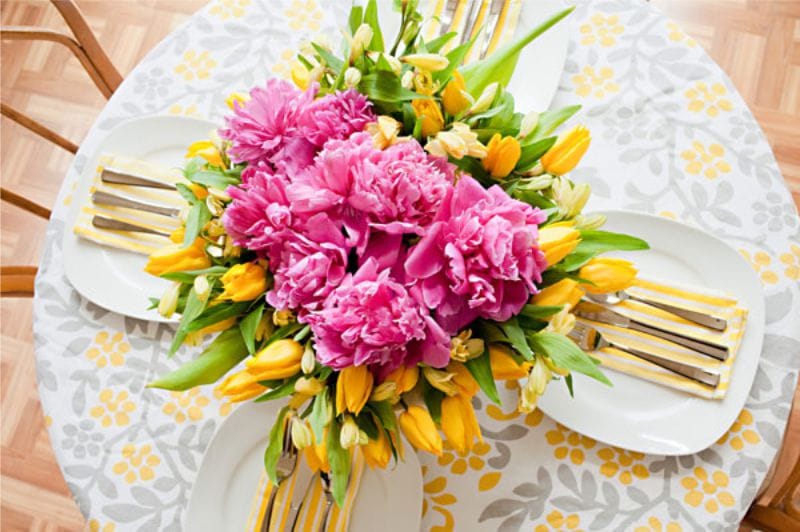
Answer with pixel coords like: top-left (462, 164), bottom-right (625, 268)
top-left (93, 190), bottom-right (179, 217)
top-left (91, 215), bottom-right (170, 237)
top-left (260, 488), bottom-right (280, 532)
top-left (101, 168), bottom-right (176, 190)
top-left (610, 338), bottom-right (720, 387)
top-left (629, 294), bottom-right (728, 331)
top-left (318, 498), bottom-right (333, 532)
top-left (629, 320), bottom-right (729, 361)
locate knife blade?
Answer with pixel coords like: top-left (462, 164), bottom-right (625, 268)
top-left (92, 190), bottom-right (180, 217)
top-left (101, 167), bottom-right (176, 190)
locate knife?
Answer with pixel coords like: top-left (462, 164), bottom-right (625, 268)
top-left (92, 190), bottom-right (180, 217)
top-left (91, 215), bottom-right (171, 237)
top-left (101, 167), bottom-right (176, 190)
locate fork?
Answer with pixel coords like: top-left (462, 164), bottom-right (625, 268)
top-left (569, 321), bottom-right (720, 387)
top-left (260, 417), bottom-right (299, 532)
top-left (585, 290), bottom-right (728, 331)
top-left (318, 472), bottom-right (336, 532)
top-left (92, 190), bottom-right (180, 218)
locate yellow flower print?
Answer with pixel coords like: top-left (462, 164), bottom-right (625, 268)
top-left (545, 424), bottom-right (596, 465)
top-left (213, 386), bottom-right (233, 417)
top-left (572, 66), bottom-right (619, 99)
top-left (162, 387), bottom-right (211, 423)
top-left (716, 409), bottom-right (760, 450)
top-left (681, 467), bottom-right (735, 513)
top-left (680, 141), bottom-right (731, 179)
top-left (422, 466), bottom-right (457, 532)
top-left (534, 509), bottom-right (581, 531)
top-left (659, 211), bottom-right (677, 220)
top-left (112, 443), bottom-right (161, 484)
top-left (85, 331), bottom-right (130, 368)
top-left (666, 22), bottom-right (697, 48)
top-left (168, 104), bottom-right (203, 118)
top-left (739, 249), bottom-right (779, 285)
top-left (209, 0), bottom-right (250, 20)
top-left (780, 244), bottom-right (800, 280)
top-left (597, 447), bottom-right (649, 484)
top-left (634, 516), bottom-right (683, 532)
top-left (438, 440), bottom-right (491, 474)
top-left (88, 520), bottom-right (116, 532)
top-left (685, 82), bottom-right (733, 117)
top-left (579, 13), bottom-right (624, 47)
top-left (285, 0), bottom-right (323, 32)
top-left (90, 389), bottom-right (136, 428)
top-left (271, 48), bottom-right (300, 80)
top-left (174, 50), bottom-right (217, 81)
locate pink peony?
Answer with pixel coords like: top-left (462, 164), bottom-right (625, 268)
top-left (220, 79), bottom-right (316, 173)
top-left (305, 259), bottom-right (450, 373)
top-left (405, 175), bottom-right (547, 334)
top-left (300, 89), bottom-right (375, 147)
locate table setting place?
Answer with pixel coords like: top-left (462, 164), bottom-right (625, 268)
top-left (30, 0), bottom-right (799, 531)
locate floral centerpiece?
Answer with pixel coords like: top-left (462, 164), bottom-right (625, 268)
top-left (144, 0), bottom-right (647, 506)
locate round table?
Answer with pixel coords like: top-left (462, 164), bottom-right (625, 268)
top-left (33, 0), bottom-right (800, 530)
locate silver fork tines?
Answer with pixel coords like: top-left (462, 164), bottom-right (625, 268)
top-left (318, 472), bottom-right (336, 532)
top-left (438, 0), bottom-right (462, 37)
top-left (477, 0), bottom-right (506, 59)
top-left (261, 417), bottom-right (299, 532)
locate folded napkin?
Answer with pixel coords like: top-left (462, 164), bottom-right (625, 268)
top-left (579, 276), bottom-right (747, 399)
top-left (247, 450), bottom-right (366, 532)
top-left (72, 155), bottom-right (183, 255)
top-left (424, 0), bottom-right (522, 58)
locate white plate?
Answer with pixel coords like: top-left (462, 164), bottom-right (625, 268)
top-left (538, 210), bottom-right (766, 455)
top-left (62, 116), bottom-right (220, 323)
top-left (185, 400), bottom-right (423, 532)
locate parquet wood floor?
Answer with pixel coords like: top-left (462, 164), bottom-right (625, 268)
top-left (1, 1), bottom-right (798, 530)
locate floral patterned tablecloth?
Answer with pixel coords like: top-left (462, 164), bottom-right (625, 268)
top-left (33, 1), bottom-right (800, 530)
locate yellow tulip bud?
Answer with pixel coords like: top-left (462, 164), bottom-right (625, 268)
top-left (295, 376), bottom-right (324, 396)
top-left (245, 339), bottom-right (304, 381)
top-left (225, 91), bottom-right (250, 110)
top-left (340, 416), bottom-right (361, 449)
top-left (220, 263), bottom-right (267, 302)
top-left (411, 98), bottom-right (444, 138)
top-left (422, 366), bottom-right (459, 396)
top-left (550, 177), bottom-right (591, 219)
top-left (304, 432), bottom-right (329, 473)
top-left (546, 307), bottom-right (576, 336)
top-left (542, 355), bottom-right (570, 377)
top-left (482, 134), bottom-right (521, 179)
top-left (401, 53), bottom-right (449, 71)
top-left (441, 70), bottom-right (471, 116)
top-left (575, 213), bottom-right (607, 231)
top-left (350, 24), bottom-right (373, 61)
top-left (425, 122), bottom-right (487, 160)
top-left (519, 111), bottom-right (540, 139)
top-left (344, 67), bottom-right (362, 88)
top-left (531, 278), bottom-right (585, 309)
top-left (301, 343), bottom-right (316, 375)
top-left (489, 344), bottom-right (531, 380)
top-left (399, 405), bottom-right (442, 455)
top-left (145, 239), bottom-right (211, 277)
top-left (526, 358), bottom-right (552, 396)
top-left (579, 257), bottom-right (637, 294)
top-left (538, 225), bottom-right (581, 267)
top-left (193, 274), bottom-right (211, 302)
top-left (401, 70), bottom-right (414, 89)
top-left (272, 308), bottom-right (295, 327)
top-left (362, 429), bottom-right (392, 469)
top-left (370, 381), bottom-right (398, 403)
top-left (440, 393), bottom-right (482, 455)
top-left (291, 419), bottom-right (313, 450)
top-left (158, 282), bottom-right (181, 318)
top-left (291, 62), bottom-right (310, 90)
top-left (216, 370), bottom-right (267, 402)
top-left (385, 364), bottom-right (419, 394)
top-left (518, 380), bottom-right (538, 413)
top-left (468, 82), bottom-right (498, 115)
top-left (447, 362), bottom-right (480, 397)
top-left (335, 365), bottom-right (373, 415)
top-left (185, 140), bottom-right (224, 168)
top-left (541, 125), bottom-right (591, 175)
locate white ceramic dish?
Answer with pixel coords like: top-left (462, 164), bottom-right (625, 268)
top-left (62, 116), bottom-right (219, 323)
top-left (185, 400), bottom-right (423, 532)
top-left (538, 210), bottom-right (766, 456)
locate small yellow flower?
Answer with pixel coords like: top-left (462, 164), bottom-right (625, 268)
top-left (534, 509), bottom-right (581, 531)
top-left (450, 329), bottom-right (484, 362)
top-left (112, 443), bottom-right (160, 484)
top-left (441, 70), bottom-right (471, 116)
top-left (739, 249), bottom-right (779, 285)
top-left (186, 140), bottom-right (224, 168)
top-left (209, 0), bottom-right (251, 20)
top-left (88, 520), bottom-right (116, 532)
top-left (681, 467), bottom-right (735, 513)
top-left (85, 331), bottom-right (130, 368)
top-left (597, 447), bottom-right (649, 484)
top-left (545, 423), bottom-right (596, 465)
top-left (580, 13), bottom-right (623, 47)
top-left (366, 115), bottom-right (403, 149)
top-left (168, 104), bottom-right (202, 117)
top-left (680, 141), bottom-right (731, 179)
top-left (425, 122), bottom-right (487, 160)
top-left (162, 387), bottom-right (211, 423)
top-left (220, 262), bottom-right (267, 302)
top-left (284, 0), bottom-right (323, 31)
top-left (667, 22), bottom-right (697, 48)
top-left (411, 98), bottom-right (445, 138)
top-left (716, 408), bottom-right (761, 450)
top-left (779, 244), bottom-right (800, 280)
top-left (572, 65), bottom-right (619, 99)
top-left (634, 516), bottom-right (683, 532)
top-left (483, 134), bottom-right (521, 179)
top-left (90, 389), bottom-right (136, 428)
top-left (174, 50), bottom-right (217, 82)
top-left (437, 440), bottom-right (491, 475)
top-left (685, 82), bottom-right (733, 117)
top-left (421, 467), bottom-right (457, 527)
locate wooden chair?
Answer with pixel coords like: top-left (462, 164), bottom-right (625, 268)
top-left (1, 0), bottom-right (121, 297)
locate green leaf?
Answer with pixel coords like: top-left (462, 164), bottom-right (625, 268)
top-left (355, 411), bottom-right (379, 439)
top-left (529, 331), bottom-right (612, 386)
top-left (169, 288), bottom-right (208, 354)
top-left (364, 0), bottom-right (384, 52)
top-left (449, 155), bottom-right (493, 187)
top-left (182, 202), bottom-right (211, 247)
top-left (264, 322), bottom-right (305, 348)
top-left (150, 328), bottom-right (248, 390)
top-left (559, 230), bottom-right (650, 271)
top-left (176, 183), bottom-right (200, 204)
top-left (432, 31), bottom-right (480, 84)
top-left (369, 401), bottom-right (397, 433)
top-left (427, 31), bottom-right (457, 53)
top-left (524, 104), bottom-right (582, 143)
top-left (239, 304), bottom-right (265, 355)
top-left (348, 5), bottom-right (363, 34)
top-left (313, 42), bottom-right (344, 73)
top-left (512, 188), bottom-right (557, 210)
top-left (422, 382), bottom-right (444, 424)
top-left (519, 304), bottom-right (564, 319)
top-left (465, 350), bottom-right (501, 405)
top-left (182, 156), bottom-right (205, 179)
top-left (187, 170), bottom-right (239, 189)
top-left (326, 418), bottom-right (351, 507)
top-left (263, 406), bottom-right (290, 484)
top-left (160, 265), bottom-right (229, 283)
top-left (461, 6), bottom-right (575, 96)
top-left (564, 373), bottom-right (574, 397)
top-left (516, 136), bottom-right (557, 171)
top-left (499, 317), bottom-right (534, 360)
top-left (186, 301), bottom-right (249, 332)
top-left (359, 71), bottom-right (425, 103)
top-left (309, 388), bottom-right (331, 442)
top-left (254, 375), bottom-right (300, 402)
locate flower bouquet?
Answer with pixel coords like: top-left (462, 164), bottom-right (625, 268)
top-left (145, 0), bottom-right (647, 506)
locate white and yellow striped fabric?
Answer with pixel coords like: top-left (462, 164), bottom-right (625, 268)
top-left (72, 155), bottom-right (184, 255)
top-left (580, 276), bottom-right (748, 400)
top-left (247, 451), bottom-right (366, 532)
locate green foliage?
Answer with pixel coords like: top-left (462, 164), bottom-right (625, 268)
top-left (559, 230), bottom-right (650, 271)
top-left (465, 349), bottom-right (501, 405)
top-left (529, 331), bottom-right (611, 387)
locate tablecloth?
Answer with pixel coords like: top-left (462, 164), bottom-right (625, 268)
top-left (32, 1), bottom-right (800, 530)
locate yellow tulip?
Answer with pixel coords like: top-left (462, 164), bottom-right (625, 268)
top-left (401, 53), bottom-right (449, 71)
top-left (187, 183), bottom-right (209, 200)
top-left (385, 364), bottom-right (419, 394)
top-left (225, 91), bottom-right (250, 110)
top-left (220, 263), bottom-right (267, 302)
top-left (144, 239), bottom-right (211, 277)
top-left (489, 344), bottom-right (531, 380)
top-left (538, 224), bottom-right (581, 266)
top-left (541, 125), bottom-right (591, 175)
top-left (336, 365), bottom-right (373, 415)
top-left (482, 133), bottom-right (521, 179)
top-left (370, 381), bottom-right (398, 403)
top-left (169, 227), bottom-right (185, 244)
top-left (448, 362), bottom-right (479, 397)
top-left (441, 70), bottom-right (471, 116)
top-left (366, 115), bottom-right (403, 149)
top-left (362, 429), bottom-right (392, 469)
top-left (425, 122), bottom-right (487, 160)
top-left (304, 431), bottom-right (329, 473)
top-left (340, 416), bottom-right (362, 449)
top-left (294, 376), bottom-right (324, 396)
top-left (579, 257), bottom-right (637, 294)
top-left (245, 339), bottom-right (304, 381)
top-left (531, 278), bottom-right (585, 309)
top-left (399, 405), bottom-right (442, 456)
top-left (291, 419), bottom-right (313, 450)
top-left (411, 98), bottom-right (445, 138)
top-left (440, 393), bottom-right (482, 455)
top-left (216, 370), bottom-right (267, 402)
top-left (422, 366), bottom-right (459, 396)
top-left (291, 62), bottom-right (310, 90)
top-left (185, 140), bottom-right (224, 168)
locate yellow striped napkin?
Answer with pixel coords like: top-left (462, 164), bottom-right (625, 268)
top-left (247, 450), bottom-right (367, 532)
top-left (579, 276), bottom-right (748, 399)
top-left (423, 0), bottom-right (522, 58)
top-left (72, 155), bottom-right (184, 255)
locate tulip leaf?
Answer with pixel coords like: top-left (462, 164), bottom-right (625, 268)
top-left (187, 170), bottom-right (240, 189)
top-left (150, 328), bottom-right (248, 390)
top-left (312, 43), bottom-right (344, 73)
top-left (432, 31), bottom-right (479, 84)
top-left (364, 0), bottom-right (384, 52)
top-left (523, 105), bottom-right (582, 143)
top-left (239, 304), bottom-right (265, 355)
top-left (264, 322), bottom-right (305, 348)
top-left (422, 381), bottom-right (444, 423)
top-left (559, 230), bottom-right (650, 271)
top-left (169, 288), bottom-right (208, 354)
top-left (326, 418), bottom-right (352, 507)
top-left (369, 401), bottom-right (397, 433)
top-left (499, 317), bottom-right (534, 360)
top-left (564, 373), bottom-right (574, 397)
top-left (516, 136), bottom-right (558, 171)
top-left (520, 304), bottom-right (564, 319)
top-left (309, 388), bottom-right (331, 442)
top-left (529, 331), bottom-right (612, 386)
top-left (254, 375), bottom-right (300, 402)
top-left (348, 5), bottom-right (363, 34)
top-left (426, 31), bottom-right (457, 53)
top-left (160, 265), bottom-right (229, 283)
top-left (465, 350), bottom-right (501, 405)
top-left (182, 202), bottom-right (211, 248)
top-left (358, 71), bottom-right (424, 103)
top-left (263, 406), bottom-right (290, 484)
top-left (355, 411), bottom-right (379, 439)
top-left (186, 301), bottom-right (249, 332)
